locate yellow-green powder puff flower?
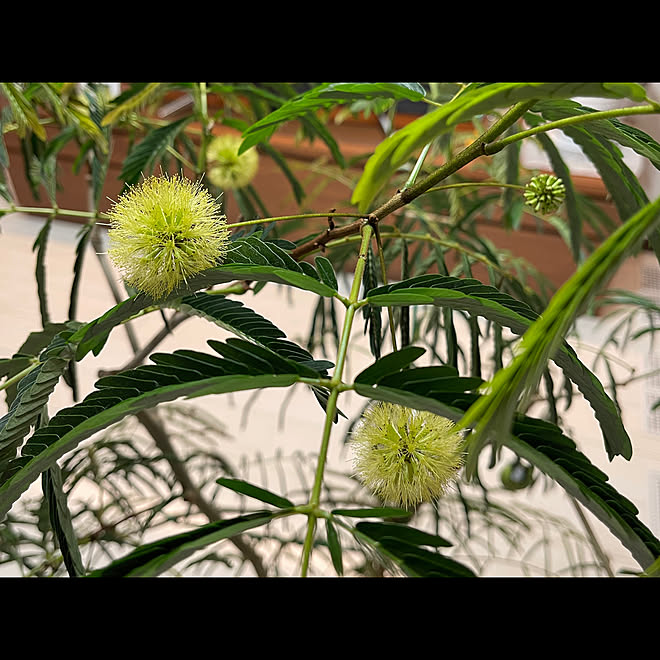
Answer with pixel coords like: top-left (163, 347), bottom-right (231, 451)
top-left (107, 174), bottom-right (230, 299)
top-left (350, 402), bottom-right (465, 509)
top-left (206, 134), bottom-right (259, 190)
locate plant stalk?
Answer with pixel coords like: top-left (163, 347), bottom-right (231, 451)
top-left (300, 221), bottom-right (373, 576)
top-left (484, 103), bottom-right (660, 156)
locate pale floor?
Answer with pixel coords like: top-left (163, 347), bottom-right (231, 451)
top-left (2, 210), bottom-right (660, 576)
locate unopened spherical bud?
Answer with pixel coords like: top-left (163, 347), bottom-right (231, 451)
top-left (524, 173), bottom-right (566, 214)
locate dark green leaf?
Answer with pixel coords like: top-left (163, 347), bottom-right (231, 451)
top-left (68, 223), bottom-right (93, 321)
top-left (314, 256), bottom-right (338, 291)
top-left (42, 465), bottom-right (84, 577)
top-left (364, 275), bottom-right (632, 461)
top-left (32, 217), bottom-right (52, 327)
top-left (353, 522), bottom-right (475, 577)
top-left (354, 346), bottom-right (426, 384)
top-left (216, 477), bottom-right (294, 509)
top-left (325, 518), bottom-right (343, 576)
top-left (119, 116), bottom-right (193, 187)
top-left (355, 521), bottom-right (453, 548)
top-left (0, 340), bottom-right (305, 518)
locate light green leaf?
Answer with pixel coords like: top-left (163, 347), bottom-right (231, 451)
top-left (101, 82), bottom-right (163, 127)
top-left (0, 82), bottom-right (46, 140)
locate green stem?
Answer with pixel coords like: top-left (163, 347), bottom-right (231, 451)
top-left (5, 205), bottom-right (107, 221)
top-left (484, 104), bottom-right (660, 156)
top-left (373, 223), bottom-right (398, 352)
top-left (402, 142), bottom-right (432, 191)
top-left (300, 221), bottom-right (373, 577)
top-left (0, 360), bottom-right (40, 392)
top-left (227, 211), bottom-right (364, 230)
top-left (196, 82), bottom-right (210, 175)
top-left (371, 100), bottom-right (539, 221)
top-left (427, 181), bottom-right (525, 194)
top-left (165, 144), bottom-right (197, 173)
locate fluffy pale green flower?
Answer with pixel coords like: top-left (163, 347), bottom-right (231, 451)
top-left (350, 402), bottom-right (464, 509)
top-left (524, 173), bottom-right (566, 214)
top-left (107, 174), bottom-right (230, 299)
top-left (206, 134), bottom-right (259, 190)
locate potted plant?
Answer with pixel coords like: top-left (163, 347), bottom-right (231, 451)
top-left (1, 81), bottom-right (659, 577)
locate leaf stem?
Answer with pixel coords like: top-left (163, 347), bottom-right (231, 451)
top-left (484, 104), bottom-right (660, 156)
top-left (226, 211), bottom-right (364, 230)
top-left (427, 181), bottom-right (525, 193)
top-left (300, 221), bottom-right (372, 576)
top-left (196, 82), bottom-right (210, 176)
top-left (0, 359), bottom-right (40, 392)
top-left (5, 204), bottom-right (107, 221)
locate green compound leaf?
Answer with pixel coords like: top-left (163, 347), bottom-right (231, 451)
top-left (216, 477), bottom-right (294, 509)
top-left (87, 511), bottom-right (278, 577)
top-left (0, 325), bottom-right (81, 475)
top-left (351, 379), bottom-right (660, 571)
top-left (71, 235), bottom-right (338, 361)
top-left (172, 292), bottom-right (332, 370)
top-left (240, 83), bottom-right (426, 154)
top-left (352, 522), bottom-right (475, 577)
top-left (101, 82), bottom-right (164, 127)
top-left (0, 339), bottom-right (308, 520)
top-left (119, 115), bottom-right (193, 188)
top-left (0, 285), bottom-right (331, 491)
top-left (176, 234), bottom-right (339, 299)
top-left (352, 82), bottom-right (649, 212)
top-left (458, 194), bottom-right (660, 474)
top-left (0, 82), bottom-right (47, 140)
top-left (363, 275), bottom-right (632, 462)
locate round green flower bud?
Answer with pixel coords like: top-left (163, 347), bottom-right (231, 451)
top-left (350, 402), bottom-right (464, 509)
top-left (107, 174), bottom-right (230, 299)
top-left (206, 134), bottom-right (259, 190)
top-left (524, 173), bottom-right (566, 214)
